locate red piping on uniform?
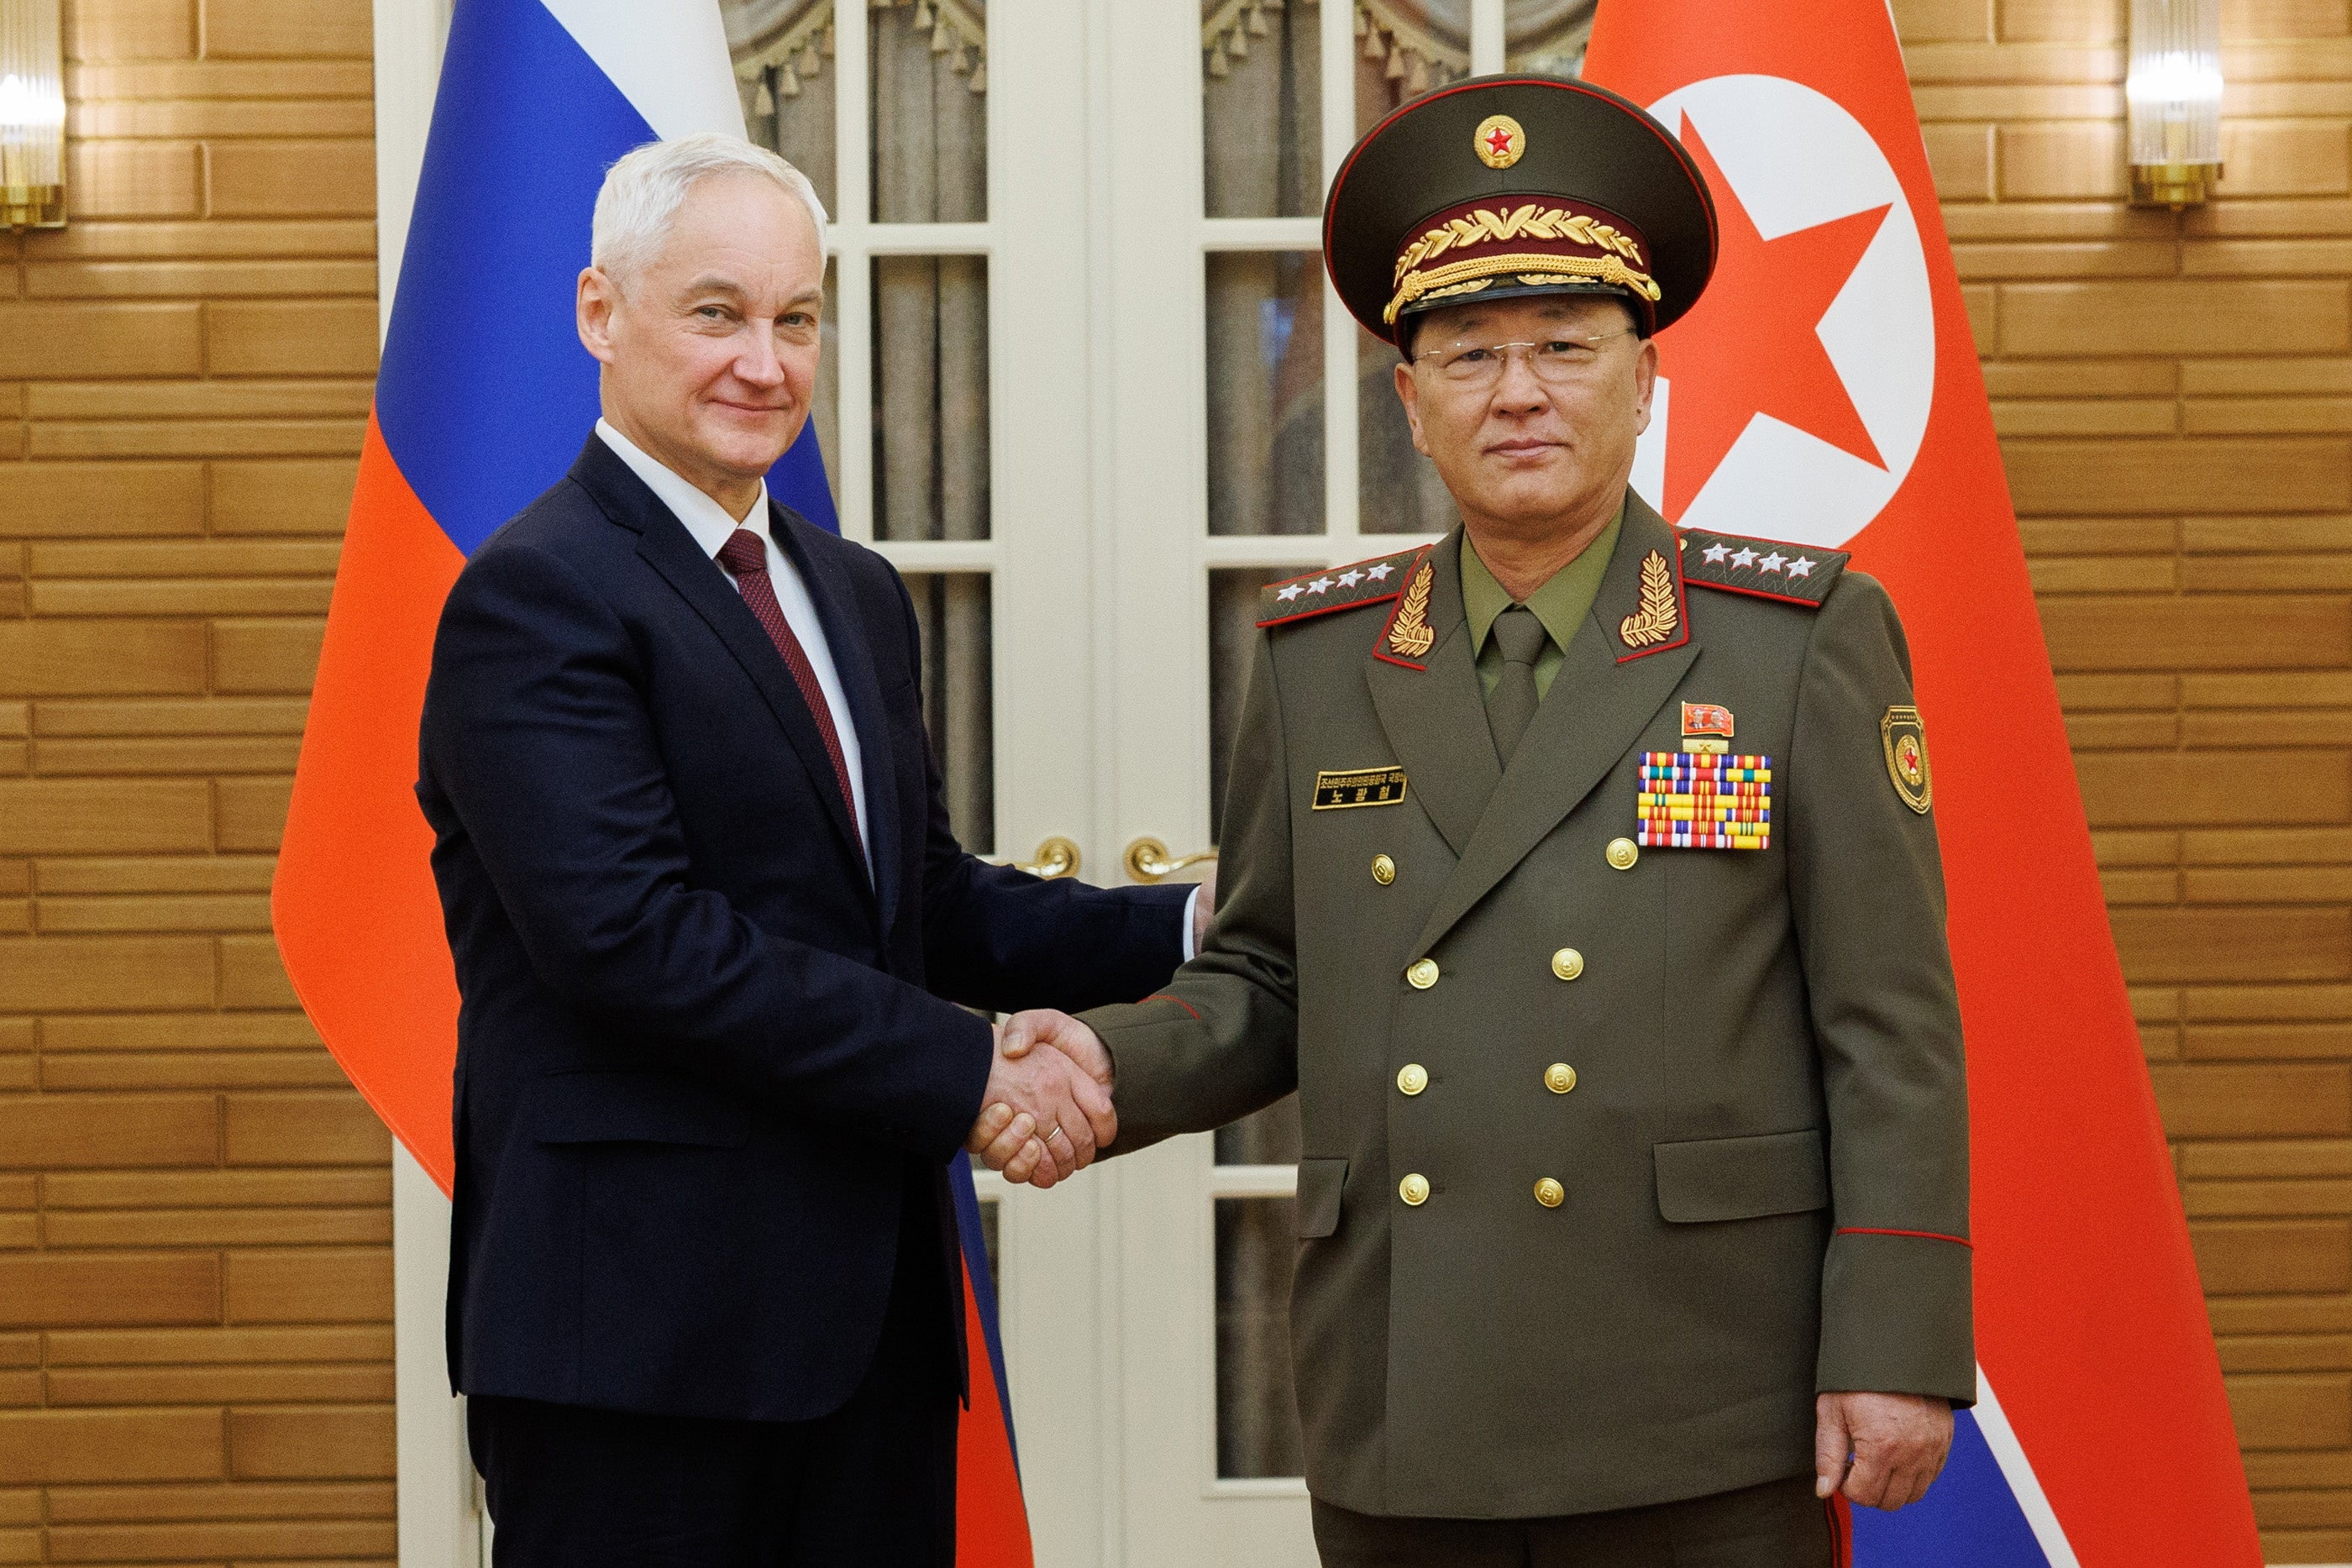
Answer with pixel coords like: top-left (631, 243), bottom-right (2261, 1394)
top-left (1687, 580), bottom-right (1835, 609)
top-left (1146, 994), bottom-right (1200, 1020)
top-left (1614, 528), bottom-right (1694, 664)
top-left (1368, 546), bottom-right (1435, 670)
top-left (1256, 590), bottom-right (1404, 632)
top-left (1837, 1226), bottom-right (1972, 1247)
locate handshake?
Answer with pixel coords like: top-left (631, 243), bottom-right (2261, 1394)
top-left (963, 1009), bottom-right (1114, 1188)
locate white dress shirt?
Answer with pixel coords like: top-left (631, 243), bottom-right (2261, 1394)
top-left (596, 420), bottom-right (871, 868)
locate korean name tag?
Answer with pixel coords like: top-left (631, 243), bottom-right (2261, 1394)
top-left (1313, 767), bottom-right (1410, 810)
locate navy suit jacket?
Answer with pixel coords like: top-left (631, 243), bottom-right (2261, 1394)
top-left (417, 436), bottom-right (1189, 1423)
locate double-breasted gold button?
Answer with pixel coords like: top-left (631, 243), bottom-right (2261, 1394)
top-left (1550, 947), bottom-right (1584, 981)
top-left (1397, 1063), bottom-right (1428, 1096)
top-left (1399, 1173), bottom-right (1431, 1206)
top-left (1544, 1062), bottom-right (1578, 1095)
top-left (1606, 837), bottom-right (1640, 871)
top-left (1405, 957), bottom-right (1440, 989)
top-left (1371, 854), bottom-right (1396, 885)
top-left (1533, 1177), bottom-right (1565, 1209)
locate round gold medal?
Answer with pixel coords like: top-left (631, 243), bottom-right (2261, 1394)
top-left (1474, 114), bottom-right (1525, 170)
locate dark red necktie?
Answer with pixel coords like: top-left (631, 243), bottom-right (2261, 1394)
top-left (717, 528), bottom-right (864, 859)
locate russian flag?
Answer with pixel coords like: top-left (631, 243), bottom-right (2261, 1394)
top-left (269, 3), bottom-right (1032, 1560)
top-left (1585, 3), bottom-right (2262, 1563)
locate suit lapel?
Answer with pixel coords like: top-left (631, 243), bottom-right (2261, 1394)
top-left (773, 504), bottom-right (901, 936)
top-left (1366, 534), bottom-right (1499, 858)
top-left (572, 443), bottom-right (872, 897)
top-left (1410, 498), bottom-right (1697, 957)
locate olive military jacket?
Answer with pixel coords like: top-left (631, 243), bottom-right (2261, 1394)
top-left (1080, 494), bottom-right (1972, 1520)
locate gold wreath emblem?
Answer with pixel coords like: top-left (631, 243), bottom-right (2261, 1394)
top-left (1882, 705), bottom-right (1933, 814)
top-left (1618, 550), bottom-right (1678, 650)
top-left (1387, 558), bottom-right (1436, 659)
top-left (1474, 114), bottom-right (1525, 170)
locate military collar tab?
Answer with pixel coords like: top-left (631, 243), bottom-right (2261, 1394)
top-left (1677, 531), bottom-right (1849, 608)
top-left (1256, 548), bottom-right (1429, 630)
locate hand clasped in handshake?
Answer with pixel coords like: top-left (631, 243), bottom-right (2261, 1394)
top-left (963, 1010), bottom-right (1111, 1188)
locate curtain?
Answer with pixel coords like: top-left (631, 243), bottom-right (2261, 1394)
top-left (728, 0), bottom-right (996, 852)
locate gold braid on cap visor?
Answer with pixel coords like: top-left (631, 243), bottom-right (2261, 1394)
top-left (1383, 203), bottom-right (1662, 325)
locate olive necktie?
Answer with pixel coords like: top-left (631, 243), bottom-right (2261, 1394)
top-left (1486, 604), bottom-right (1548, 765)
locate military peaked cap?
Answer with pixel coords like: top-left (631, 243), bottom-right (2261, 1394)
top-left (1325, 75), bottom-right (1719, 346)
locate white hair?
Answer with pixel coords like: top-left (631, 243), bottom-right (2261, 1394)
top-left (591, 132), bottom-right (829, 286)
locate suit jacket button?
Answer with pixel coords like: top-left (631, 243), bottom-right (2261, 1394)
top-left (1399, 1173), bottom-right (1431, 1206)
top-left (1397, 1063), bottom-right (1429, 1096)
top-left (1405, 957), bottom-right (1440, 989)
top-left (1545, 1062), bottom-right (1578, 1094)
top-left (1372, 854), bottom-right (1397, 885)
top-left (1533, 1177), bottom-right (1566, 1209)
top-left (1550, 947), bottom-right (1584, 981)
top-left (1606, 837), bottom-right (1640, 871)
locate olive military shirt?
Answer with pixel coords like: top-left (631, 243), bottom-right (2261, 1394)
top-left (1462, 505), bottom-right (1624, 703)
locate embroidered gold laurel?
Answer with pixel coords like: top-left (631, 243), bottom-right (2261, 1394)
top-left (1387, 558), bottom-right (1436, 659)
top-left (1392, 205), bottom-right (1647, 285)
top-left (1385, 253), bottom-right (1662, 323)
top-left (1618, 550), bottom-right (1678, 650)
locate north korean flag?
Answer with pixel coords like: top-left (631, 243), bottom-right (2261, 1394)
top-left (1583, 4), bottom-right (2261, 1564)
top-left (269, 3), bottom-right (1032, 1561)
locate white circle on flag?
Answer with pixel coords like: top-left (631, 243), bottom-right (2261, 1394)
top-left (1630, 74), bottom-right (1936, 549)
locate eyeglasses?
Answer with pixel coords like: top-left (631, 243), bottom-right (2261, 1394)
top-left (1413, 328), bottom-right (1637, 388)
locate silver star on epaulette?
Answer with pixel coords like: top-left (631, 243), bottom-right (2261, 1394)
top-left (1367, 563), bottom-right (1393, 579)
top-left (1703, 542), bottom-right (1730, 564)
top-left (1277, 584), bottom-right (1305, 600)
top-left (1337, 569), bottom-right (1362, 586)
top-left (1788, 558), bottom-right (1816, 579)
top-left (1730, 548), bottom-right (1758, 569)
top-left (1758, 552), bottom-right (1787, 574)
top-left (1309, 577), bottom-right (1334, 594)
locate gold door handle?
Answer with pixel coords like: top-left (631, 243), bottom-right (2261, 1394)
top-left (1007, 836), bottom-right (1081, 880)
top-left (1124, 836), bottom-right (1218, 883)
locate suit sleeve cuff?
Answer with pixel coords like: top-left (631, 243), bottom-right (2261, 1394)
top-left (1180, 887), bottom-right (1202, 962)
top-left (1816, 1227), bottom-right (1977, 1406)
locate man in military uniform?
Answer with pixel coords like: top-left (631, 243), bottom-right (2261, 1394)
top-left (991, 76), bottom-right (1971, 1565)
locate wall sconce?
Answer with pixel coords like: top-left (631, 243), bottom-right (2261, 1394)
top-left (2126, 0), bottom-right (2223, 208)
top-left (0, 0), bottom-right (66, 230)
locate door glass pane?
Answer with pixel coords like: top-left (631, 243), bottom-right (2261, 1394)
top-left (874, 256), bottom-right (990, 541)
top-left (1203, 0), bottom-right (1323, 218)
top-left (1216, 1196), bottom-right (1305, 1478)
top-left (1354, 1), bottom-right (1467, 134)
top-left (904, 571), bottom-right (994, 852)
top-left (810, 258), bottom-right (842, 516)
top-left (1505, 0), bottom-right (1594, 77)
top-left (727, 0), bottom-right (840, 214)
top-left (1206, 252), bottom-right (1324, 538)
top-left (872, 0), bottom-right (988, 223)
top-left (1358, 323), bottom-right (1456, 535)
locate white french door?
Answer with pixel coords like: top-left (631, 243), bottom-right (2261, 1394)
top-left (379, 3), bottom-right (1587, 1564)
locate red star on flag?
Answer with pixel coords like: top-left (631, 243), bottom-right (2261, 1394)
top-left (1656, 114), bottom-right (1891, 520)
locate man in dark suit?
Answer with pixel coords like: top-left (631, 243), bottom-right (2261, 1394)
top-left (416, 133), bottom-right (1202, 1566)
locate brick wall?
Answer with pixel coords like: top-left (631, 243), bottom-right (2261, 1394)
top-left (0, 1), bottom-right (391, 1563)
top-left (1900, 0), bottom-right (2352, 1557)
top-left (2, 0), bottom-right (2349, 1562)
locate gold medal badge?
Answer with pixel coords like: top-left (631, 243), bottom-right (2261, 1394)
top-left (1882, 705), bottom-right (1932, 814)
top-left (1473, 114), bottom-right (1525, 170)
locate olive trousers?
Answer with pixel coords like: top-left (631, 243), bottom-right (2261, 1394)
top-left (1310, 1474), bottom-right (1840, 1568)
